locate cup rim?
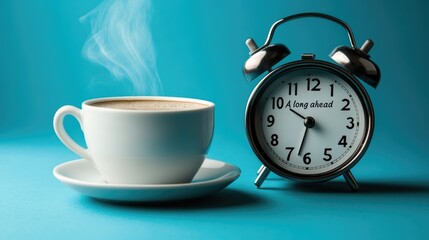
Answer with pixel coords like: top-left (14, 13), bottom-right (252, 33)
top-left (83, 96), bottom-right (214, 113)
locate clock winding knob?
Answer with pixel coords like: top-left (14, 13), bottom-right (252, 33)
top-left (359, 39), bottom-right (374, 54)
top-left (245, 38), bottom-right (258, 53)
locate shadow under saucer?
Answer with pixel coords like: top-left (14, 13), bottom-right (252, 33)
top-left (81, 188), bottom-right (269, 210)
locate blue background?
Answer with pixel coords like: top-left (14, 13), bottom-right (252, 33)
top-left (1, 0), bottom-right (428, 239)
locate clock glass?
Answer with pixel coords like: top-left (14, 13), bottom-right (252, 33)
top-left (250, 64), bottom-right (371, 177)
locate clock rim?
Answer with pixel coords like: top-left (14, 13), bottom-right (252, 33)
top-left (245, 59), bottom-right (374, 182)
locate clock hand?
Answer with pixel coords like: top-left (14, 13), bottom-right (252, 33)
top-left (297, 127), bottom-right (308, 156)
top-left (289, 108), bottom-right (316, 156)
top-left (289, 108), bottom-right (305, 119)
top-left (297, 116), bottom-right (316, 156)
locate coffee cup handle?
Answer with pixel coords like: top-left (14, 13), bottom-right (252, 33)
top-left (53, 106), bottom-right (91, 161)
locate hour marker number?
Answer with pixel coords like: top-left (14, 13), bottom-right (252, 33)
top-left (271, 97), bottom-right (285, 109)
top-left (341, 99), bottom-right (351, 111)
top-left (288, 83), bottom-right (298, 95)
top-left (346, 117), bottom-right (354, 129)
top-left (323, 148), bottom-right (332, 161)
top-left (306, 78), bottom-right (321, 91)
top-left (271, 134), bottom-right (279, 146)
top-left (338, 135), bottom-right (347, 147)
top-left (267, 115), bottom-right (275, 127)
top-left (303, 152), bottom-right (311, 164)
top-left (285, 147), bottom-right (294, 161)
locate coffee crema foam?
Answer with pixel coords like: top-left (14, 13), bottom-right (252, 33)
top-left (91, 100), bottom-right (208, 111)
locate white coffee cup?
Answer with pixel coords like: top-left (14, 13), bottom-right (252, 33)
top-left (53, 96), bottom-right (214, 184)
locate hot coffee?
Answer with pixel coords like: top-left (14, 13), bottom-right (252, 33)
top-left (91, 99), bottom-right (207, 111)
top-left (54, 96), bottom-right (214, 184)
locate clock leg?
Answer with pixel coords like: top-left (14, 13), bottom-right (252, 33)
top-left (255, 166), bottom-right (270, 188)
top-left (257, 164), bottom-right (265, 175)
top-left (343, 170), bottom-right (359, 191)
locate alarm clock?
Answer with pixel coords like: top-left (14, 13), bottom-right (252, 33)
top-left (243, 13), bottom-right (380, 191)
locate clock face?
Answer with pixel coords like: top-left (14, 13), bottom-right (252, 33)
top-left (248, 63), bottom-right (372, 178)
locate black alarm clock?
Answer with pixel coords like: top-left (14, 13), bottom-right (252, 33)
top-left (243, 13), bottom-right (380, 191)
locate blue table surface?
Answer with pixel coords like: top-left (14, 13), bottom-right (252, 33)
top-left (1, 132), bottom-right (428, 240)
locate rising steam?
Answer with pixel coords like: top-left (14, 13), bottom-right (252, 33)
top-left (80, 0), bottom-right (161, 95)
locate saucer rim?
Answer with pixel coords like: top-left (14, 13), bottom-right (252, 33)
top-left (53, 158), bottom-right (241, 189)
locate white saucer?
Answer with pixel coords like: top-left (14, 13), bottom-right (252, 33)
top-left (53, 158), bottom-right (241, 203)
